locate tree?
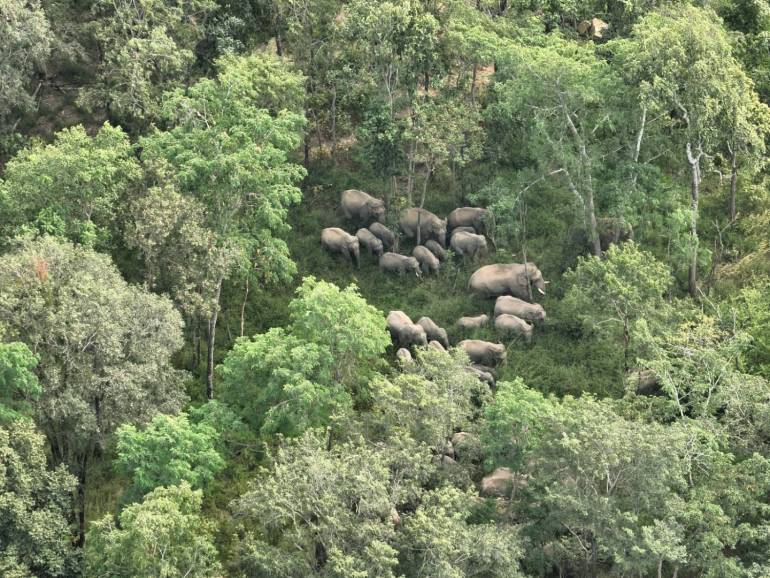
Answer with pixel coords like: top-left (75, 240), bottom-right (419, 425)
top-left (0, 341), bottom-right (40, 422)
top-left (85, 482), bottom-right (222, 578)
top-left (611, 6), bottom-right (763, 296)
top-left (0, 123), bottom-right (141, 249)
top-left (219, 277), bottom-right (390, 437)
top-left (0, 236), bottom-right (188, 541)
top-left (0, 0), bottom-right (52, 135)
top-left (0, 419), bottom-right (80, 578)
top-left (80, 0), bottom-right (216, 127)
top-left (562, 242), bottom-right (673, 370)
top-left (141, 51), bottom-right (306, 397)
top-left (115, 412), bottom-right (225, 502)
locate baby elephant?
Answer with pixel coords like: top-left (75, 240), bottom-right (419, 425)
top-left (450, 231), bottom-right (488, 260)
top-left (417, 317), bottom-right (449, 348)
top-left (369, 222), bottom-right (396, 251)
top-left (457, 314), bottom-right (489, 330)
top-left (380, 252), bottom-right (421, 276)
top-left (356, 228), bottom-right (384, 258)
top-left (494, 296), bottom-right (546, 323)
top-left (388, 311), bottom-right (427, 349)
top-left (425, 239), bottom-right (447, 261)
top-left (396, 348), bottom-right (414, 363)
top-left (458, 339), bottom-right (507, 366)
top-left (495, 314), bottom-right (533, 344)
top-left (428, 340), bottom-right (446, 352)
top-left (321, 227), bottom-right (360, 267)
top-left (413, 245), bottom-right (440, 275)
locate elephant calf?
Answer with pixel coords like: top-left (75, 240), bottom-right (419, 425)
top-left (495, 314), bottom-right (533, 344)
top-left (428, 340), bottom-right (446, 352)
top-left (396, 348), bottom-right (414, 363)
top-left (425, 239), bottom-right (447, 261)
top-left (448, 207), bottom-right (491, 235)
top-left (413, 246), bottom-right (440, 275)
top-left (321, 227), bottom-right (360, 267)
top-left (494, 296), bottom-right (546, 323)
top-left (341, 189), bottom-right (385, 224)
top-left (387, 311), bottom-right (428, 349)
top-left (458, 339), bottom-right (506, 366)
top-left (356, 228), bottom-right (384, 258)
top-left (417, 317), bottom-right (449, 348)
top-left (457, 314), bottom-right (489, 330)
top-left (369, 222), bottom-right (396, 251)
top-left (466, 365), bottom-right (495, 388)
top-left (380, 252), bottom-right (421, 276)
top-left (450, 231), bottom-right (488, 260)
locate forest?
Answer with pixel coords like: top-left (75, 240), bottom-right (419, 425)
top-left (4, 0), bottom-right (770, 576)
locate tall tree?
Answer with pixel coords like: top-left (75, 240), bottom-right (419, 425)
top-left (0, 236), bottom-right (188, 542)
top-left (141, 51), bottom-right (306, 398)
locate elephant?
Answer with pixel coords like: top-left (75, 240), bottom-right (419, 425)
top-left (466, 365), bottom-right (495, 388)
top-left (387, 311), bottom-right (428, 348)
top-left (356, 228), bottom-right (384, 258)
top-left (396, 348), bottom-right (413, 363)
top-left (458, 339), bottom-right (507, 366)
top-left (321, 227), bottom-right (360, 267)
top-left (428, 340), bottom-right (446, 352)
top-left (341, 189), bottom-right (386, 224)
top-left (379, 252), bottom-right (421, 276)
top-left (448, 207), bottom-right (491, 234)
top-left (450, 231), bottom-right (488, 259)
top-left (472, 364), bottom-right (498, 378)
top-left (494, 314), bottom-right (533, 344)
top-left (413, 245), bottom-right (440, 275)
top-left (450, 226), bottom-right (476, 238)
top-left (369, 222), bottom-right (397, 250)
top-left (399, 208), bottom-right (447, 247)
top-left (628, 369), bottom-right (662, 396)
top-left (480, 467), bottom-right (516, 498)
top-left (468, 262), bottom-right (547, 300)
top-left (424, 239), bottom-right (447, 261)
top-left (417, 317), bottom-right (449, 348)
top-left (457, 314), bottom-right (489, 330)
top-left (598, 217), bottom-right (634, 251)
top-left (494, 296), bottom-right (546, 323)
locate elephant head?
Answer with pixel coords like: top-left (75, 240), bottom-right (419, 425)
top-left (518, 264), bottom-right (547, 296)
top-left (433, 220), bottom-right (447, 248)
top-left (370, 201), bottom-right (386, 223)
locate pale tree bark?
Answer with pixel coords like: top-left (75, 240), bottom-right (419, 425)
top-left (728, 143), bottom-right (738, 221)
top-left (687, 142), bottom-right (703, 298)
top-left (240, 276), bottom-right (249, 338)
top-left (206, 278), bottom-right (223, 400)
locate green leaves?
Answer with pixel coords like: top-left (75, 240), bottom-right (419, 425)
top-left (0, 342), bottom-right (40, 422)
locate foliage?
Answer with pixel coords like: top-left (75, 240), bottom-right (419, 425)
top-left (0, 341), bottom-right (40, 422)
top-left (0, 419), bottom-right (80, 578)
top-left (85, 482), bottom-right (222, 578)
top-left (115, 412), bottom-right (225, 501)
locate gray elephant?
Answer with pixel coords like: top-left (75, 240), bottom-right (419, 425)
top-left (494, 296), bottom-right (546, 323)
top-left (598, 217), bottom-right (634, 251)
top-left (450, 231), bottom-right (488, 259)
top-left (396, 348), bottom-right (414, 363)
top-left (494, 314), bottom-right (533, 344)
top-left (458, 339), bottom-right (507, 366)
top-left (356, 228), bottom-right (384, 258)
top-left (417, 316), bottom-right (449, 348)
top-left (457, 314), bottom-right (489, 330)
top-left (379, 252), bottom-right (421, 276)
top-left (341, 189), bottom-right (386, 224)
top-left (387, 311), bottom-right (428, 348)
top-left (448, 207), bottom-right (491, 234)
top-left (399, 208), bottom-right (447, 247)
top-left (413, 245), bottom-right (440, 274)
top-left (368, 222), bottom-right (396, 250)
top-left (424, 239), bottom-right (447, 261)
top-left (428, 340), bottom-right (446, 352)
top-left (468, 262), bottom-right (547, 300)
top-left (321, 227), bottom-right (360, 267)
top-left (466, 366), bottom-right (495, 387)
top-left (450, 226), bottom-right (476, 238)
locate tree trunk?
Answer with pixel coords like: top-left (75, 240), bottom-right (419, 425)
top-left (206, 279), bottom-right (223, 400)
top-left (728, 146), bottom-right (738, 221)
top-left (585, 187), bottom-right (602, 257)
top-left (240, 276), bottom-right (249, 338)
top-left (687, 143), bottom-right (702, 298)
top-left (330, 86), bottom-right (337, 164)
top-left (657, 558), bottom-right (663, 578)
top-left (470, 63), bottom-right (478, 104)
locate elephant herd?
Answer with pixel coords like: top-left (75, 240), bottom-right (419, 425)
top-left (321, 189), bottom-right (550, 384)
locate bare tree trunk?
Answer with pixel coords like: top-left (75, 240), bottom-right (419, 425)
top-left (470, 63), bottom-right (478, 104)
top-left (728, 145), bottom-right (738, 221)
top-left (206, 279), bottom-right (223, 400)
top-left (687, 143), bottom-right (702, 298)
top-left (330, 86), bottom-right (337, 164)
top-left (240, 276), bottom-right (249, 338)
top-left (657, 558), bottom-right (663, 578)
top-left (585, 187), bottom-right (602, 257)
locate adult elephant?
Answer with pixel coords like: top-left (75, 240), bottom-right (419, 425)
top-left (468, 262), bottom-right (547, 300)
top-left (341, 189), bottom-right (386, 224)
top-left (417, 317), bottom-right (449, 348)
top-left (450, 231), bottom-right (487, 259)
top-left (387, 311), bottom-right (427, 349)
top-left (458, 339), bottom-right (507, 366)
top-left (379, 252), bottom-right (421, 276)
top-left (399, 208), bottom-right (447, 248)
top-left (494, 296), bottom-right (546, 323)
top-left (447, 207), bottom-right (491, 235)
top-left (321, 228), bottom-right (360, 267)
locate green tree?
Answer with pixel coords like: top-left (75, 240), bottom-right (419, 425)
top-left (0, 123), bottom-right (141, 249)
top-left (562, 242), bottom-right (673, 370)
top-left (85, 482), bottom-right (222, 578)
top-left (81, 0), bottom-right (216, 127)
top-left (141, 51), bottom-right (306, 397)
top-left (115, 412), bottom-right (225, 501)
top-left (219, 277), bottom-right (389, 437)
top-left (0, 0), bottom-right (52, 135)
top-left (0, 341), bottom-right (40, 422)
top-left (0, 419), bottom-right (79, 578)
top-left (0, 236), bottom-right (188, 541)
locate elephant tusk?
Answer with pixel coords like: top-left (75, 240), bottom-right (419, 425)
top-left (537, 288), bottom-right (546, 295)
top-left (543, 280), bottom-right (551, 284)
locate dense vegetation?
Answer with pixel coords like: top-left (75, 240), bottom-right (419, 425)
top-left (4, 0), bottom-right (770, 576)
